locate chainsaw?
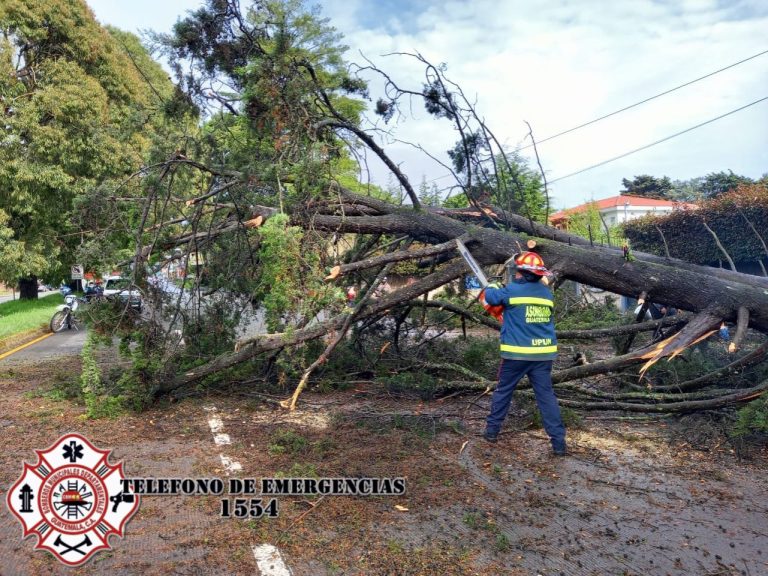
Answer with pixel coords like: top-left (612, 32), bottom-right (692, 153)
top-left (455, 238), bottom-right (504, 321)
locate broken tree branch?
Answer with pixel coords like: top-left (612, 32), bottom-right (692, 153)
top-left (729, 306), bottom-right (750, 353)
top-left (638, 308), bottom-right (723, 376)
top-left (701, 219), bottom-right (736, 271)
top-left (325, 239), bottom-right (458, 279)
top-left (557, 316), bottom-right (688, 340)
top-left (558, 377), bottom-right (768, 412)
top-left (654, 340), bottom-right (768, 393)
top-left (282, 259), bottom-right (398, 410)
top-left (654, 225), bottom-right (671, 259)
top-left (407, 299), bottom-right (500, 330)
top-left (159, 260), bottom-right (469, 394)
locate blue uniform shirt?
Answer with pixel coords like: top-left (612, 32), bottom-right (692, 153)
top-left (484, 277), bottom-right (558, 361)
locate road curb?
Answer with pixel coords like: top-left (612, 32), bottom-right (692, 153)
top-left (0, 326), bottom-right (51, 357)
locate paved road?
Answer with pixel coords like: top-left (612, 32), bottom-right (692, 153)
top-left (0, 289), bottom-right (59, 304)
top-left (0, 283), bottom-right (266, 363)
top-left (0, 328), bottom-right (87, 363)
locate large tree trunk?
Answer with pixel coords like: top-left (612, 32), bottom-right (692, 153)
top-left (161, 188), bottom-right (768, 399)
top-left (18, 276), bottom-right (38, 300)
top-left (308, 190), bottom-right (768, 332)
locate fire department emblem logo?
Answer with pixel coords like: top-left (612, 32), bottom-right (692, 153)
top-left (6, 433), bottom-right (140, 566)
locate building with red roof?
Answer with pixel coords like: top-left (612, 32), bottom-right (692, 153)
top-left (549, 195), bottom-right (697, 229)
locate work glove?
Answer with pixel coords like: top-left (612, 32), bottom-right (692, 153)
top-left (487, 282), bottom-right (502, 289)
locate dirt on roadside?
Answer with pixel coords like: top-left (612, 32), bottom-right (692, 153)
top-left (0, 356), bottom-right (766, 576)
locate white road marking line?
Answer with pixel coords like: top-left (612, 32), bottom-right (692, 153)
top-left (207, 408), bottom-right (290, 575)
top-left (252, 544), bottom-right (291, 576)
top-left (208, 414), bottom-right (225, 433)
top-left (213, 433), bottom-right (231, 446)
top-left (219, 454), bottom-right (242, 473)
top-left (204, 406), bottom-right (242, 473)
top-left (208, 413), bottom-right (233, 444)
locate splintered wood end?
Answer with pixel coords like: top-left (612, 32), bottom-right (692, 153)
top-left (324, 265), bottom-right (341, 281)
top-left (245, 215), bottom-right (264, 228)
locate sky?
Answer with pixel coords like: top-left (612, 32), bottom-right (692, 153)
top-left (86, 0), bottom-right (768, 209)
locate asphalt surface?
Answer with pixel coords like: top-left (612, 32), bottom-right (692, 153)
top-left (0, 327), bottom-right (87, 363)
top-left (0, 290), bottom-right (59, 304)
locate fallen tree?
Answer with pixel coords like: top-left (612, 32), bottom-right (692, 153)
top-left (78, 0), bottom-right (767, 420)
top-left (152, 187), bottom-right (768, 413)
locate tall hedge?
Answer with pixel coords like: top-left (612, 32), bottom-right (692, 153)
top-left (623, 184), bottom-right (768, 267)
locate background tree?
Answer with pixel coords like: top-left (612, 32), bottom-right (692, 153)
top-left (626, 171), bottom-right (758, 202)
top-left (564, 202), bottom-right (617, 246)
top-left (620, 174), bottom-right (673, 199)
top-left (697, 170), bottom-right (754, 199)
top-left (0, 0), bottom-right (173, 298)
top-left (492, 152), bottom-right (548, 222)
top-left (417, 177), bottom-right (442, 207)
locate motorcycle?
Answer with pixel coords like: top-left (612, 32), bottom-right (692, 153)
top-left (50, 294), bottom-right (85, 333)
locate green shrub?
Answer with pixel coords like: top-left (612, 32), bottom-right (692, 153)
top-left (461, 336), bottom-right (498, 377)
top-left (81, 333), bottom-right (126, 419)
top-left (268, 429), bottom-right (308, 455)
top-left (381, 371), bottom-right (438, 400)
top-left (556, 295), bottom-right (625, 330)
top-left (732, 395), bottom-right (768, 437)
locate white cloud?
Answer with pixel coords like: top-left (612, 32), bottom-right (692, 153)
top-left (87, 0), bottom-right (768, 208)
top-left (87, 0), bottom-right (203, 34)
top-left (321, 0), bottom-right (768, 207)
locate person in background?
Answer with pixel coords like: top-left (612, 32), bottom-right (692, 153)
top-left (346, 286), bottom-right (357, 308)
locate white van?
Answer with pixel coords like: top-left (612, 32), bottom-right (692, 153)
top-left (103, 276), bottom-right (143, 311)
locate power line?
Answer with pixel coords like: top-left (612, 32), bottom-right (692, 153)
top-left (404, 49), bottom-right (768, 190)
top-left (518, 47), bottom-right (768, 151)
top-left (548, 95), bottom-right (768, 184)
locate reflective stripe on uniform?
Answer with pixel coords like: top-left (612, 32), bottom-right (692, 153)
top-left (500, 344), bottom-right (558, 354)
top-left (507, 297), bottom-right (554, 307)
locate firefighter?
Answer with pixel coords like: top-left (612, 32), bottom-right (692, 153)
top-left (482, 252), bottom-right (567, 456)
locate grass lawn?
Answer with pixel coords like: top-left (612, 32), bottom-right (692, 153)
top-left (0, 294), bottom-right (63, 340)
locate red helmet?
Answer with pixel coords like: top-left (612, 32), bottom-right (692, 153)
top-left (514, 251), bottom-right (551, 276)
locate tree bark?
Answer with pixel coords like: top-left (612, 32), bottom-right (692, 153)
top-left (558, 377), bottom-right (768, 413)
top-left (308, 190), bottom-right (768, 333)
top-left (158, 188), bottom-right (768, 403)
top-left (557, 316), bottom-right (688, 340)
top-left (18, 276), bottom-right (38, 300)
top-left (432, 203), bottom-right (768, 289)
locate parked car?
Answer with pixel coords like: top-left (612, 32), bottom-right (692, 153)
top-left (103, 276), bottom-right (142, 311)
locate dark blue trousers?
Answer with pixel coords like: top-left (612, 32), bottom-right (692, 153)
top-left (486, 359), bottom-right (566, 451)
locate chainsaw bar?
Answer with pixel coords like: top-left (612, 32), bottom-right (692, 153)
top-left (455, 238), bottom-right (489, 287)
